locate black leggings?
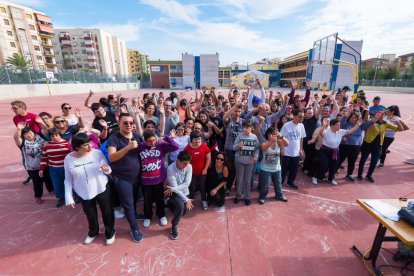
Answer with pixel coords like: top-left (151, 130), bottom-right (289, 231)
top-left (337, 144), bottom-right (360, 175)
top-left (379, 137), bottom-right (394, 164)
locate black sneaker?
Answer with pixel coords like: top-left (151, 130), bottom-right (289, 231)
top-left (234, 198), bottom-right (240, 204)
top-left (377, 163), bottom-right (384, 168)
top-left (225, 190), bottom-right (231, 197)
top-left (366, 176), bottom-right (375, 183)
top-left (357, 175), bottom-right (363, 181)
top-left (386, 149), bottom-right (390, 154)
top-left (56, 198), bottom-right (65, 208)
top-left (287, 183), bottom-right (298, 190)
top-left (131, 229), bottom-right (143, 242)
top-left (276, 195), bottom-right (288, 202)
top-left (244, 199), bottom-right (251, 206)
top-left (345, 175), bottom-right (356, 182)
top-left (171, 226), bottom-right (178, 240)
top-left (23, 177), bottom-right (32, 185)
top-left (338, 165), bottom-right (345, 170)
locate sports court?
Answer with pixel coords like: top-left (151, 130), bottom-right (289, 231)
top-left (0, 88), bottom-right (413, 275)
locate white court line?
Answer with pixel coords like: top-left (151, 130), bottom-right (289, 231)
top-left (391, 145), bottom-right (414, 155)
top-left (390, 148), bottom-right (412, 158)
top-left (282, 189), bottom-right (357, 206)
top-left (0, 136), bottom-right (12, 138)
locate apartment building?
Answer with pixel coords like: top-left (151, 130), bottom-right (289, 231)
top-left (127, 48), bottom-right (148, 78)
top-left (0, 0), bottom-right (57, 71)
top-left (148, 60), bottom-right (183, 89)
top-left (53, 28), bottom-right (128, 77)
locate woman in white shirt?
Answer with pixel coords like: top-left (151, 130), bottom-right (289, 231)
top-left (312, 118), bottom-right (361, 185)
top-left (64, 133), bottom-right (115, 245)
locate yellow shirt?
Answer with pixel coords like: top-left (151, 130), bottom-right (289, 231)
top-left (363, 122), bottom-right (399, 145)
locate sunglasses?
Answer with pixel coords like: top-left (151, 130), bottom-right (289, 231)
top-left (54, 120), bottom-right (66, 124)
top-left (63, 107), bottom-right (71, 110)
top-left (122, 121), bottom-right (135, 125)
top-left (216, 157), bottom-right (224, 161)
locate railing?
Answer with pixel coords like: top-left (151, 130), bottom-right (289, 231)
top-left (360, 79), bottom-right (414, 87)
top-left (0, 65), bottom-right (138, 84)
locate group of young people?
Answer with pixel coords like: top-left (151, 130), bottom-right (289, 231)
top-left (10, 79), bottom-right (408, 244)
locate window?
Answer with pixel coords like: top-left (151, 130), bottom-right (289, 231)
top-left (31, 35), bottom-right (37, 40)
top-left (10, 42), bottom-right (16, 47)
top-left (0, 7), bottom-right (6, 13)
top-left (34, 45), bottom-right (40, 51)
top-left (37, 55), bottom-right (42, 61)
top-left (7, 30), bottom-right (12, 36)
top-left (77, 57), bottom-right (82, 61)
top-left (77, 64), bottom-right (82, 68)
top-left (4, 19), bottom-right (9, 25)
top-left (26, 14), bottom-right (32, 19)
top-left (29, 24), bottom-right (35, 30)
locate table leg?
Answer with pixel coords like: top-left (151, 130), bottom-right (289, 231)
top-left (352, 222), bottom-right (387, 276)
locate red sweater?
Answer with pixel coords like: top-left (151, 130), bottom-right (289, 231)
top-left (39, 140), bottom-right (71, 171)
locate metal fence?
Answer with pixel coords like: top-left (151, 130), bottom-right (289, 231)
top-left (0, 65), bottom-right (137, 84)
top-left (360, 79), bottom-right (414, 87)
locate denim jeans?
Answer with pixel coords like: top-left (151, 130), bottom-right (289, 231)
top-left (49, 166), bottom-right (65, 199)
top-left (113, 176), bottom-right (140, 232)
top-left (259, 169), bottom-right (283, 200)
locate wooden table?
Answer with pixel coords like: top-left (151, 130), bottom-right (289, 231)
top-left (352, 199), bottom-right (414, 275)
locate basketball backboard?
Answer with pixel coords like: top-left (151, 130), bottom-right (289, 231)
top-left (308, 33), bottom-right (338, 89)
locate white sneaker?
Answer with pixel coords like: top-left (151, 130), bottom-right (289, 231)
top-left (84, 235), bottom-right (97, 244)
top-left (216, 206), bottom-right (226, 212)
top-left (312, 177), bottom-right (318, 185)
top-left (159, 216), bottom-right (168, 226)
top-left (202, 201), bottom-right (208, 210)
top-left (106, 232), bottom-right (116, 246)
top-left (330, 179), bottom-right (338, 186)
top-left (143, 219), bottom-right (151, 228)
top-left (114, 209), bottom-right (125, 219)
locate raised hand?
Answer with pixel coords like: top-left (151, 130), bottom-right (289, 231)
top-left (170, 129), bottom-right (176, 138)
top-left (306, 78), bottom-right (311, 88)
top-left (34, 116), bottom-right (43, 124)
top-left (258, 116), bottom-right (265, 124)
top-left (291, 79), bottom-right (298, 89)
top-left (74, 108), bottom-right (82, 118)
top-left (88, 90), bottom-right (94, 97)
top-left (322, 118), bottom-right (329, 128)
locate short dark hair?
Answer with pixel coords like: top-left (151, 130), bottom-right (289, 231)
top-left (373, 96), bottom-right (381, 101)
top-left (184, 117), bottom-right (194, 124)
top-left (143, 130), bottom-right (156, 141)
top-left (242, 119), bottom-right (252, 127)
top-left (21, 127), bottom-right (34, 139)
top-left (99, 97), bottom-right (109, 106)
top-left (71, 133), bottom-right (91, 151)
top-left (91, 103), bottom-right (101, 112)
top-left (179, 99), bottom-right (187, 107)
top-left (190, 130), bottom-right (202, 140)
top-left (143, 120), bottom-right (156, 128)
top-left (292, 109), bottom-right (303, 116)
top-left (177, 150), bottom-right (191, 162)
top-left (118, 113), bottom-right (132, 122)
top-left (264, 127), bottom-right (276, 140)
top-left (47, 127), bottom-right (61, 137)
top-left (175, 122), bottom-right (185, 130)
top-left (329, 119), bottom-right (339, 127)
top-left (60, 103), bottom-right (70, 109)
top-left (39, 111), bottom-right (52, 118)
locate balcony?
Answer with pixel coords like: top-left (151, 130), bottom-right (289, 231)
top-left (43, 50), bottom-right (55, 57)
top-left (41, 41), bottom-right (53, 47)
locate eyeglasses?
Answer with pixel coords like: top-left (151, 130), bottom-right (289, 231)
top-left (216, 157), bottom-right (224, 161)
top-left (63, 107), bottom-right (71, 110)
top-left (122, 121), bottom-right (135, 125)
top-left (54, 120), bottom-right (66, 124)
top-left (192, 137), bottom-right (202, 141)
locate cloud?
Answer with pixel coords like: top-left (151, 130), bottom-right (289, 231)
top-left (297, 0), bottom-right (414, 59)
top-left (92, 21), bottom-right (141, 42)
top-left (217, 0), bottom-right (310, 22)
top-left (140, 0), bottom-right (200, 25)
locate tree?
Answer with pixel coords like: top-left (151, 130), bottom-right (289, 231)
top-left (381, 64), bottom-right (400, 79)
top-left (361, 66), bottom-right (376, 79)
top-left (6, 54), bottom-right (31, 69)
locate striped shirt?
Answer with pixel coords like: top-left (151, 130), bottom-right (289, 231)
top-left (40, 140), bottom-right (71, 171)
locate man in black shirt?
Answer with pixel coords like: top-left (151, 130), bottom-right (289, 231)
top-left (91, 103), bottom-right (119, 142)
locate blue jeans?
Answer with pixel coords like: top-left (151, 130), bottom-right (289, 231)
top-left (113, 176), bottom-right (140, 232)
top-left (49, 166), bottom-right (65, 199)
top-left (259, 169), bottom-right (283, 200)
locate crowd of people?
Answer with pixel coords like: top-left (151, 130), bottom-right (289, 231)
top-left (10, 79), bottom-right (409, 244)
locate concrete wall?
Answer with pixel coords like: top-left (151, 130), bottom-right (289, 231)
top-left (182, 53), bottom-right (195, 88)
top-left (200, 54), bottom-right (219, 88)
top-left (0, 82), bottom-right (139, 100)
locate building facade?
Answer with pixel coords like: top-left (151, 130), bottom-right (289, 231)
top-left (219, 66), bottom-right (231, 87)
top-left (127, 48), bottom-right (148, 79)
top-left (53, 28), bottom-right (128, 77)
top-left (398, 53), bottom-right (414, 70)
top-left (182, 53), bottom-right (219, 89)
top-left (0, 0), bottom-right (57, 71)
top-left (148, 60), bottom-right (183, 89)
top-left (279, 50), bottom-right (309, 88)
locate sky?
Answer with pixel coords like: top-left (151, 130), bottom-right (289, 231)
top-left (13, 0), bottom-right (414, 66)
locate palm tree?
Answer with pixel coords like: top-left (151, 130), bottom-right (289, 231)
top-left (6, 54), bottom-right (31, 69)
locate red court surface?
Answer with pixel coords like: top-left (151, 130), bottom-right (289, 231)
top-left (1, 88), bottom-right (413, 275)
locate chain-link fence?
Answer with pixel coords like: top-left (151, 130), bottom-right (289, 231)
top-left (360, 79), bottom-right (414, 87)
top-left (0, 65), bottom-right (138, 84)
